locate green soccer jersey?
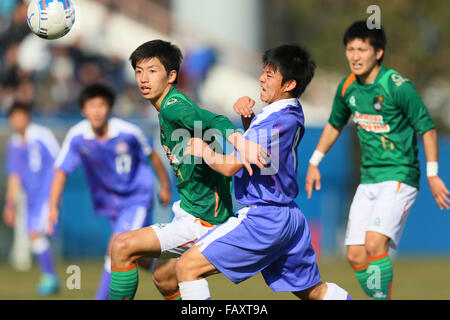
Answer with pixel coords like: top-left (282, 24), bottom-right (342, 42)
top-left (329, 65), bottom-right (435, 189)
top-left (158, 87), bottom-right (236, 225)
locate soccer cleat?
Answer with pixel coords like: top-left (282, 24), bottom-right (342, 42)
top-left (37, 273), bottom-right (60, 296)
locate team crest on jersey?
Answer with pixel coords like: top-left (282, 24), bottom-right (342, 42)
top-left (349, 95), bottom-right (356, 107)
top-left (115, 141), bottom-right (129, 155)
top-left (373, 96), bottom-right (383, 112)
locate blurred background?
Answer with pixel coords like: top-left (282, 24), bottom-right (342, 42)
top-left (0, 0), bottom-right (449, 299)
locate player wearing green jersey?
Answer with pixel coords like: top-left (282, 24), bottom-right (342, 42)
top-left (305, 21), bottom-right (449, 300)
top-left (109, 40), bottom-right (268, 300)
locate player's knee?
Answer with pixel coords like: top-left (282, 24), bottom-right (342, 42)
top-left (111, 233), bottom-right (133, 261)
top-left (365, 239), bottom-right (385, 257)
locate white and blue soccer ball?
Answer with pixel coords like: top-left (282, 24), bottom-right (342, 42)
top-left (26, 0), bottom-right (76, 40)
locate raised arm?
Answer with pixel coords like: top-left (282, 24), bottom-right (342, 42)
top-left (149, 151), bottom-right (172, 207)
top-left (422, 128), bottom-right (450, 210)
top-left (305, 123), bottom-right (344, 199)
top-left (47, 169), bottom-right (67, 235)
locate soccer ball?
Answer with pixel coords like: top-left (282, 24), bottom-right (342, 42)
top-left (26, 0), bottom-right (76, 40)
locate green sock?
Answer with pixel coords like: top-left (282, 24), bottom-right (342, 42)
top-left (353, 264), bottom-right (372, 297)
top-left (109, 263), bottom-right (139, 300)
top-left (368, 253), bottom-right (393, 300)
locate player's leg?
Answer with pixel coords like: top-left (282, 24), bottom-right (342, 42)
top-left (344, 184), bottom-right (375, 297)
top-left (176, 244), bottom-right (219, 300)
top-left (109, 226), bottom-right (162, 300)
top-left (152, 258), bottom-right (181, 300)
top-left (29, 203), bottom-right (59, 296)
top-left (363, 181), bottom-right (418, 300)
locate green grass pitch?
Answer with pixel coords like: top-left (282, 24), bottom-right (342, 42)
top-left (1, 257), bottom-right (450, 300)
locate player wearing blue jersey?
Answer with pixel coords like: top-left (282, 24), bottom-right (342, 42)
top-left (3, 102), bottom-right (60, 296)
top-left (46, 83), bottom-right (172, 300)
top-left (176, 44), bottom-right (351, 300)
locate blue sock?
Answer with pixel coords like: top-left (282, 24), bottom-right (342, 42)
top-left (95, 269), bottom-right (111, 300)
top-left (31, 236), bottom-right (56, 276)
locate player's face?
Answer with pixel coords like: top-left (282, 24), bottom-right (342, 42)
top-left (345, 38), bottom-right (383, 77)
top-left (9, 110), bottom-right (30, 134)
top-left (259, 65), bottom-right (289, 104)
top-left (82, 96), bottom-right (110, 130)
top-left (134, 57), bottom-right (176, 109)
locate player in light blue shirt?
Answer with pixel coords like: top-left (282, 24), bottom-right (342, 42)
top-left (47, 83), bottom-right (172, 299)
top-left (177, 44), bottom-right (352, 300)
top-left (3, 102), bottom-right (60, 296)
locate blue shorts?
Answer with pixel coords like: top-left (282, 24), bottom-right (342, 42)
top-left (197, 203), bottom-right (321, 292)
top-left (108, 205), bottom-right (150, 234)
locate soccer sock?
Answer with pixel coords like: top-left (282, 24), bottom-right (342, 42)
top-left (368, 252), bottom-right (393, 300)
top-left (94, 256), bottom-right (111, 300)
top-left (353, 263), bottom-right (372, 297)
top-left (164, 290), bottom-right (182, 300)
top-left (109, 263), bottom-right (139, 300)
top-left (179, 279), bottom-right (211, 300)
top-left (322, 282), bottom-right (352, 300)
top-left (30, 236), bottom-right (57, 276)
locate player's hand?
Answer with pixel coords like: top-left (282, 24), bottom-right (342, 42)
top-left (233, 135), bottom-right (270, 176)
top-left (428, 176), bottom-right (450, 210)
top-left (184, 138), bottom-right (207, 158)
top-left (47, 206), bottom-right (59, 235)
top-left (2, 201), bottom-right (15, 227)
top-left (305, 163), bottom-right (322, 199)
top-left (233, 96), bottom-right (255, 118)
top-left (158, 186), bottom-right (172, 207)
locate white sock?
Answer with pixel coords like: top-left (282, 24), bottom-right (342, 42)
top-left (322, 282), bottom-right (350, 300)
top-left (179, 279), bottom-right (210, 300)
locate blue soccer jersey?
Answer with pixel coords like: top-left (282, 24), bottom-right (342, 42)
top-left (6, 123), bottom-right (60, 220)
top-left (55, 117), bottom-right (154, 218)
top-left (197, 98), bottom-right (321, 292)
top-left (234, 98), bottom-right (305, 206)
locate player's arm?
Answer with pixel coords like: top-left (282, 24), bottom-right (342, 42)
top-left (422, 129), bottom-right (450, 210)
top-left (233, 96), bottom-right (256, 131)
top-left (168, 103), bottom-right (269, 176)
top-left (392, 77), bottom-right (449, 210)
top-left (2, 174), bottom-right (21, 227)
top-left (305, 123), bottom-right (344, 199)
top-left (184, 138), bottom-right (243, 177)
top-left (149, 151), bottom-right (172, 207)
top-left (47, 169), bottom-right (67, 235)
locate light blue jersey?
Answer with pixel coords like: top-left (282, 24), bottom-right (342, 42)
top-left (6, 123), bottom-right (60, 233)
top-left (55, 117), bottom-right (154, 218)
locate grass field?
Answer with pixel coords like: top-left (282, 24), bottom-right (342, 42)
top-left (1, 257), bottom-right (450, 300)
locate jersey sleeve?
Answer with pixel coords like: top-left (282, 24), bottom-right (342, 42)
top-left (390, 77), bottom-right (436, 135)
top-left (133, 126), bottom-right (153, 156)
top-left (164, 102), bottom-right (237, 139)
top-left (54, 131), bottom-right (81, 174)
top-left (328, 80), bottom-right (352, 127)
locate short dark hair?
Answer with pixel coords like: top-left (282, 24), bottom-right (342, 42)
top-left (262, 44), bottom-right (316, 98)
top-left (8, 101), bottom-right (32, 117)
top-left (78, 83), bottom-right (115, 109)
top-left (129, 39), bottom-right (183, 85)
top-left (343, 20), bottom-right (387, 63)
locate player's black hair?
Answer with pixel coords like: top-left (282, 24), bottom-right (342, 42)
top-left (262, 44), bottom-right (316, 98)
top-left (78, 83), bottom-right (116, 109)
top-left (7, 101), bottom-right (32, 117)
top-left (343, 20), bottom-right (387, 64)
top-left (129, 39), bottom-right (183, 84)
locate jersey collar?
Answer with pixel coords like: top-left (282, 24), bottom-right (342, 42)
top-left (248, 98), bottom-right (299, 130)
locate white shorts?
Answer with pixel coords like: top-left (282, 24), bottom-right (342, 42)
top-left (151, 201), bottom-right (216, 258)
top-left (344, 181), bottom-right (418, 249)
